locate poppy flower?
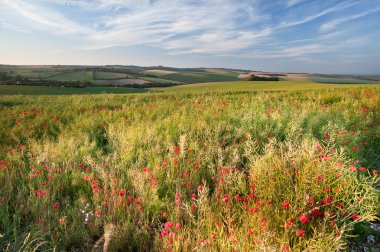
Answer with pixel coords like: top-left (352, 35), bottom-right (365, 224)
top-left (296, 228), bottom-right (305, 237)
top-left (352, 213), bottom-right (360, 220)
top-left (299, 214), bottom-right (310, 224)
top-left (164, 221), bottom-right (173, 230)
top-left (282, 201), bottom-right (290, 208)
top-left (53, 203), bottom-right (59, 210)
top-left (284, 220), bottom-right (294, 229)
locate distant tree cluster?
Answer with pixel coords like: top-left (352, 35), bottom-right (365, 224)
top-left (242, 75), bottom-right (279, 81)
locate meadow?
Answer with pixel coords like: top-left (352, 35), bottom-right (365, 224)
top-left (0, 83), bottom-right (379, 251)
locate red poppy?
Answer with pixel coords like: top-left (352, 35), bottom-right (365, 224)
top-left (284, 220), bottom-right (294, 229)
top-left (164, 221), bottom-right (173, 230)
top-left (282, 201), bottom-right (290, 208)
top-left (299, 214), bottom-right (310, 224)
top-left (53, 203), bottom-right (59, 210)
top-left (282, 245), bottom-right (290, 252)
top-left (248, 208), bottom-right (259, 213)
top-left (296, 228), bottom-right (305, 237)
top-left (352, 213), bottom-right (360, 220)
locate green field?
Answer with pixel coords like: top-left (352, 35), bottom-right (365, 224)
top-left (43, 71), bottom-right (94, 81)
top-left (308, 75), bottom-right (379, 84)
top-left (139, 77), bottom-right (183, 84)
top-left (93, 71), bottom-right (127, 80)
top-left (0, 85), bottom-right (146, 95)
top-left (0, 82), bottom-right (379, 251)
top-left (2, 65), bottom-right (380, 88)
top-left (142, 68), bottom-right (240, 83)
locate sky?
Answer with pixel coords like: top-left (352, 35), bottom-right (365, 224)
top-left (0, 0), bottom-right (380, 74)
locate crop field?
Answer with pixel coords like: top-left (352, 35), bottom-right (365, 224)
top-left (154, 81), bottom-right (379, 93)
top-left (308, 76), bottom-right (378, 84)
top-left (138, 77), bottom-right (182, 84)
top-left (142, 69), bottom-right (240, 83)
top-left (42, 71), bottom-right (94, 82)
top-left (93, 72), bottom-right (127, 80)
top-left (0, 83), bottom-right (379, 251)
top-left (0, 85), bottom-right (146, 95)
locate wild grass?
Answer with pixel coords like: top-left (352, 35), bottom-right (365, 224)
top-left (0, 87), bottom-right (379, 251)
top-left (154, 81), bottom-right (380, 93)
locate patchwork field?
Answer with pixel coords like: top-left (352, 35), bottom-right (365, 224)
top-left (0, 83), bottom-right (379, 251)
top-left (93, 72), bottom-right (127, 80)
top-left (44, 71), bottom-right (94, 82)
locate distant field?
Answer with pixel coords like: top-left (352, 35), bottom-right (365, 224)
top-left (143, 69), bottom-right (178, 76)
top-left (309, 76), bottom-right (379, 84)
top-left (44, 71), bottom-right (94, 81)
top-left (92, 79), bottom-right (150, 86)
top-left (93, 71), bottom-right (127, 80)
top-left (203, 68), bottom-right (240, 77)
top-left (142, 68), bottom-right (239, 83)
top-left (160, 72), bottom-right (238, 83)
top-left (138, 77), bottom-right (182, 84)
top-left (0, 85), bottom-right (145, 95)
top-left (153, 81), bottom-right (380, 93)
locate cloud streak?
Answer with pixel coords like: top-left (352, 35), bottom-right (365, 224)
top-left (320, 7), bottom-right (380, 32)
top-left (2, 0), bottom-right (91, 35)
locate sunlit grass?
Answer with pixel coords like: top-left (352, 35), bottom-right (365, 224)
top-left (152, 81), bottom-right (380, 92)
top-left (0, 86), bottom-right (379, 251)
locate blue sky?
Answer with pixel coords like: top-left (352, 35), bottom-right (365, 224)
top-left (0, 0), bottom-right (379, 74)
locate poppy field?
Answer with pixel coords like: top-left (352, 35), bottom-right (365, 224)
top-left (0, 86), bottom-right (379, 251)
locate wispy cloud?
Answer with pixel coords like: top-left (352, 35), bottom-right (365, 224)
top-left (0, 20), bottom-right (33, 33)
top-left (1, 0), bottom-right (378, 64)
top-left (278, 1), bottom-right (358, 29)
top-left (320, 7), bottom-right (380, 32)
top-left (85, 0), bottom-right (270, 53)
top-left (2, 0), bottom-right (91, 35)
top-left (247, 37), bottom-right (368, 59)
top-left (286, 0), bottom-right (305, 7)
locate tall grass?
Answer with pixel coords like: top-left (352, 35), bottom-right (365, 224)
top-left (0, 87), bottom-right (379, 251)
